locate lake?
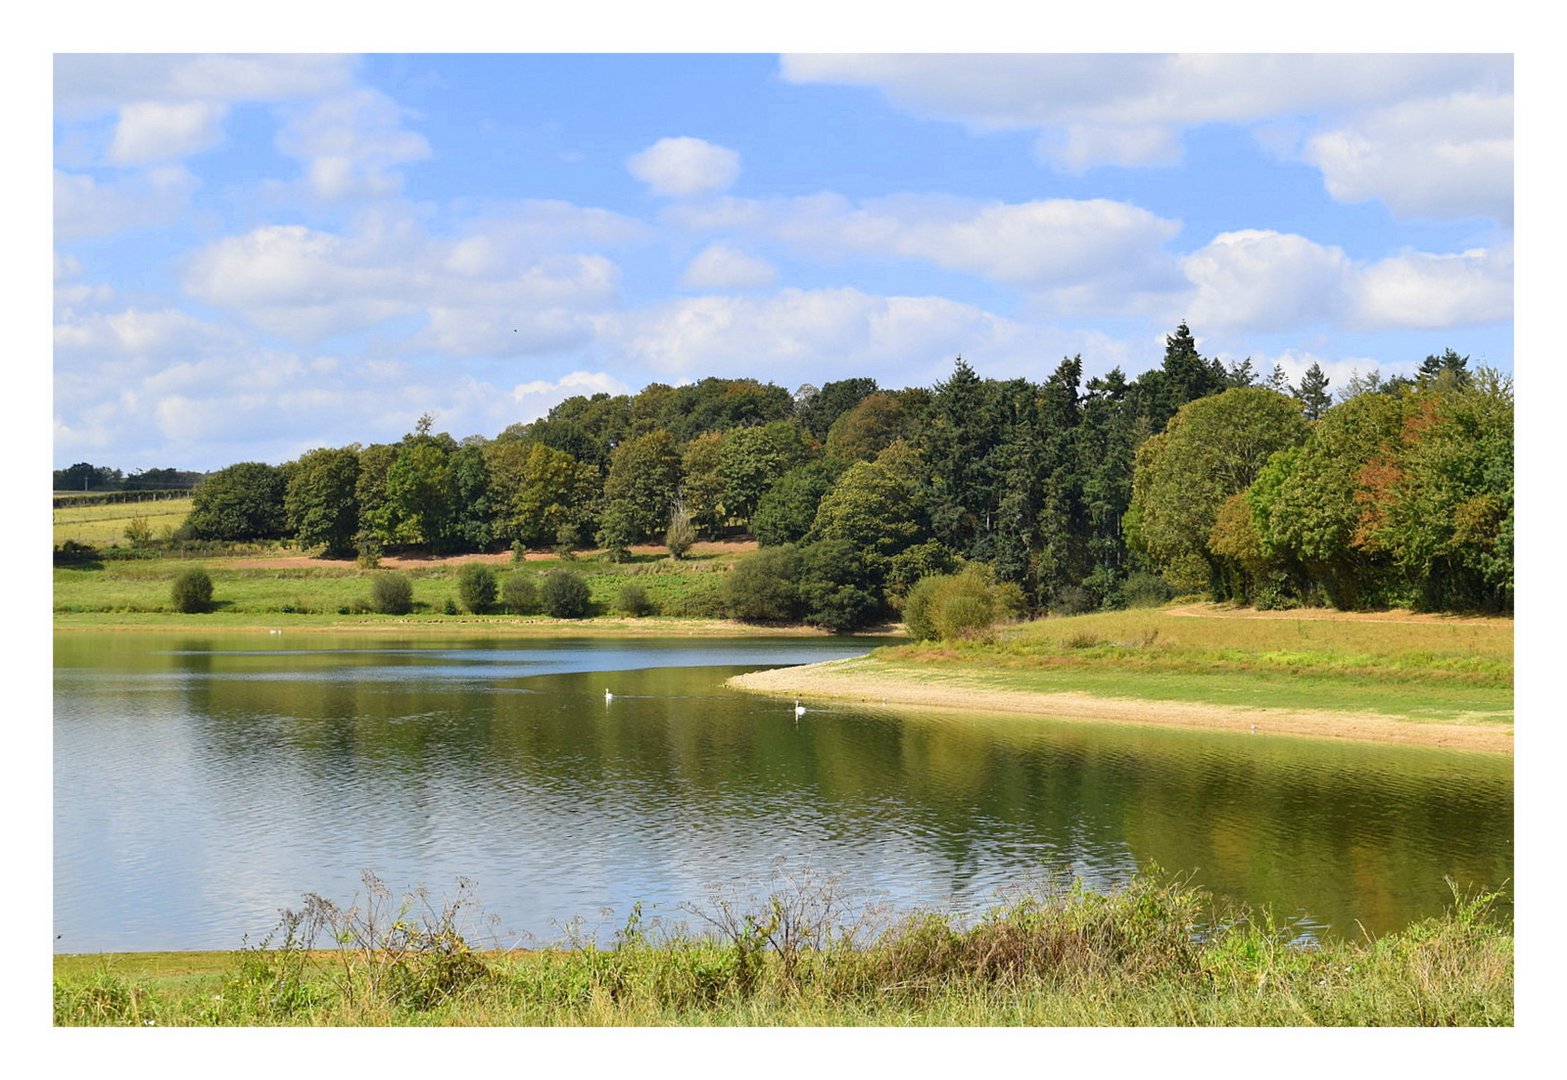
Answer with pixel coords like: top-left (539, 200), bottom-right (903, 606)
top-left (53, 632), bottom-right (1513, 953)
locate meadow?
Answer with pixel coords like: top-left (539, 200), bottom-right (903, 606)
top-left (53, 496), bottom-right (195, 547)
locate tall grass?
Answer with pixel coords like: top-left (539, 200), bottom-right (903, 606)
top-left (53, 870), bottom-right (1511, 1027)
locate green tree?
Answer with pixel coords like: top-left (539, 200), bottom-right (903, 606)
top-left (369, 572), bottom-right (414, 615)
top-left (1294, 362), bottom-right (1332, 421)
top-left (825, 392), bottom-right (909, 462)
top-left (753, 458), bottom-right (846, 547)
top-left (1127, 388), bottom-right (1309, 597)
top-left (285, 446), bottom-right (361, 557)
top-left (798, 538), bottom-right (883, 631)
top-left (796, 377), bottom-right (878, 440)
top-left (384, 439), bottom-right (455, 550)
top-left (187, 462), bottom-right (288, 541)
top-left (679, 431), bottom-right (728, 537)
top-left (501, 573), bottom-right (539, 615)
top-left (807, 460), bottom-right (924, 571)
top-left (604, 430), bottom-right (682, 540)
top-left (717, 421), bottom-right (811, 528)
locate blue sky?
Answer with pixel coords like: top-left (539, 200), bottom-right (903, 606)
top-left (52, 51), bottom-right (1514, 471)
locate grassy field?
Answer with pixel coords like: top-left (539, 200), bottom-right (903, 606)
top-left (53, 548), bottom-right (744, 622)
top-left (53, 872), bottom-right (1511, 1026)
top-left (53, 496), bottom-right (194, 547)
top-left (764, 608), bottom-right (1510, 724)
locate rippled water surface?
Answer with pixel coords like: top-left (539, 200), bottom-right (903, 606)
top-left (54, 632), bottom-right (1512, 952)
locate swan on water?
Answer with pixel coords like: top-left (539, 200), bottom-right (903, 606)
top-left (605, 688), bottom-right (614, 703)
top-left (794, 700), bottom-right (806, 718)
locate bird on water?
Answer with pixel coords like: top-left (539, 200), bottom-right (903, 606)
top-left (605, 688), bottom-right (614, 704)
top-left (795, 700), bottom-right (806, 718)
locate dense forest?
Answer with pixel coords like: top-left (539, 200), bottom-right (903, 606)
top-left (84, 323), bottom-right (1513, 627)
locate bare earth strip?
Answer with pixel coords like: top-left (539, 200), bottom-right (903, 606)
top-left (727, 660), bottom-right (1513, 754)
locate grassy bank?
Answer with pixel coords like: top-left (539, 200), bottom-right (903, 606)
top-left (53, 496), bottom-right (195, 547)
top-left (730, 605), bottom-right (1513, 751)
top-left (53, 872), bottom-right (1511, 1027)
top-left (53, 547), bottom-right (749, 627)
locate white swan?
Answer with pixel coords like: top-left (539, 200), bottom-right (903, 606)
top-left (794, 700), bottom-right (806, 718)
top-left (605, 688), bottom-right (614, 704)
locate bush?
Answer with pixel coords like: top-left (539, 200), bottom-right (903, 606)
top-left (442, 597), bottom-right (459, 615)
top-left (355, 538), bottom-right (382, 570)
top-left (665, 508), bottom-right (697, 559)
top-left (540, 569), bottom-right (592, 618)
top-left (456, 564), bottom-right (497, 613)
top-left (725, 545), bottom-right (804, 623)
top-left (501, 574), bottom-right (538, 614)
top-left (1048, 584), bottom-right (1094, 616)
top-left (170, 567), bottom-right (214, 613)
top-left (901, 574), bottom-right (944, 641)
top-left (931, 573), bottom-right (996, 641)
top-left (615, 583), bottom-right (657, 617)
top-left (554, 524), bottom-right (579, 560)
top-left (124, 516), bottom-right (153, 547)
top-left (1121, 572), bottom-right (1174, 609)
top-left (369, 572), bottom-right (414, 615)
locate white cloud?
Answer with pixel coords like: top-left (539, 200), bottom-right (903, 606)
top-left (109, 101), bottom-right (228, 164)
top-left (780, 54), bottom-right (1513, 220)
top-left (181, 214), bottom-right (625, 350)
top-left (1245, 349), bottom-right (1396, 394)
top-left (1303, 92), bottom-right (1512, 221)
top-left (1184, 230), bottom-right (1352, 332)
top-left (53, 166), bottom-right (198, 239)
top-left (54, 54), bottom-right (356, 117)
top-left (1181, 230), bottom-right (1512, 334)
top-left (1351, 246), bottom-right (1512, 329)
top-left (680, 244), bottom-right (777, 289)
top-left (668, 192), bottom-right (1182, 299)
top-left (608, 286), bottom-right (1050, 383)
top-left (627, 136), bottom-right (741, 198)
top-left (274, 88), bottom-right (432, 200)
top-left (510, 371), bottom-right (633, 419)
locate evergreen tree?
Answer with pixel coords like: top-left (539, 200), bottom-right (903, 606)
top-left (1294, 362), bottom-right (1333, 420)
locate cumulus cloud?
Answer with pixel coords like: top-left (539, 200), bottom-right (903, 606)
top-left (1184, 230), bottom-right (1352, 332)
top-left (510, 371), bottom-right (633, 418)
top-left (109, 101), bottom-right (228, 164)
top-left (668, 192), bottom-right (1182, 301)
top-left (781, 54), bottom-right (1512, 220)
top-left (1351, 246), bottom-right (1512, 329)
top-left (1181, 230), bottom-right (1511, 334)
top-left (680, 244), bottom-right (777, 289)
top-left (1303, 91), bottom-right (1513, 221)
top-left (607, 286), bottom-right (1051, 383)
top-left (274, 88), bottom-right (432, 200)
top-left (53, 166), bottom-right (199, 239)
top-left (181, 211), bottom-right (626, 351)
top-left (627, 136), bottom-right (741, 197)
top-left (54, 54), bottom-right (356, 117)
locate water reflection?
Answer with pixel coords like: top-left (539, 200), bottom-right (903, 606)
top-left (53, 633), bottom-right (1512, 953)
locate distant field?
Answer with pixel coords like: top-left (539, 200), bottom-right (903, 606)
top-left (53, 496), bottom-right (194, 547)
top-left (52, 547), bottom-right (744, 621)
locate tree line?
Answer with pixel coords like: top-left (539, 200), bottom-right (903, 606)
top-left (171, 323), bottom-right (1513, 628)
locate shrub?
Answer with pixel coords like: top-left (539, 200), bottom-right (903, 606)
top-left (1121, 572), bottom-right (1174, 609)
top-left (456, 564), bottom-right (497, 613)
top-left (615, 583), bottom-right (657, 617)
top-left (725, 545), bottom-right (804, 623)
top-left (540, 569), bottom-right (592, 618)
top-left (1048, 584), bottom-right (1094, 616)
top-left (931, 573), bottom-right (996, 641)
top-left (442, 597), bottom-right (459, 615)
top-left (355, 538), bottom-right (382, 569)
top-left (124, 515), bottom-right (153, 547)
top-left (369, 572), bottom-right (414, 615)
top-left (665, 507), bottom-right (697, 559)
top-left (554, 524), bottom-right (579, 560)
top-left (901, 574), bottom-right (944, 641)
top-left (170, 567), bottom-right (214, 613)
top-left (510, 540), bottom-right (527, 564)
top-left (501, 574), bottom-right (538, 615)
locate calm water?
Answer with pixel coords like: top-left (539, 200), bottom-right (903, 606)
top-left (53, 632), bottom-right (1513, 953)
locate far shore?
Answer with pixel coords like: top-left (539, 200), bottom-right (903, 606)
top-left (52, 612), bottom-right (898, 639)
top-left (727, 660), bottom-right (1514, 754)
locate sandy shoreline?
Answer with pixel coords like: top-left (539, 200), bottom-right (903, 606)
top-left (727, 660), bottom-right (1513, 754)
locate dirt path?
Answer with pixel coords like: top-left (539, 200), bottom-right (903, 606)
top-left (727, 662), bottom-right (1513, 754)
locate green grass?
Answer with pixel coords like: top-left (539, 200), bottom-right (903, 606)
top-left (860, 608), bottom-right (1513, 723)
top-left (53, 496), bottom-right (195, 547)
top-left (52, 549), bottom-right (762, 627)
top-left (53, 871), bottom-right (1512, 1027)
